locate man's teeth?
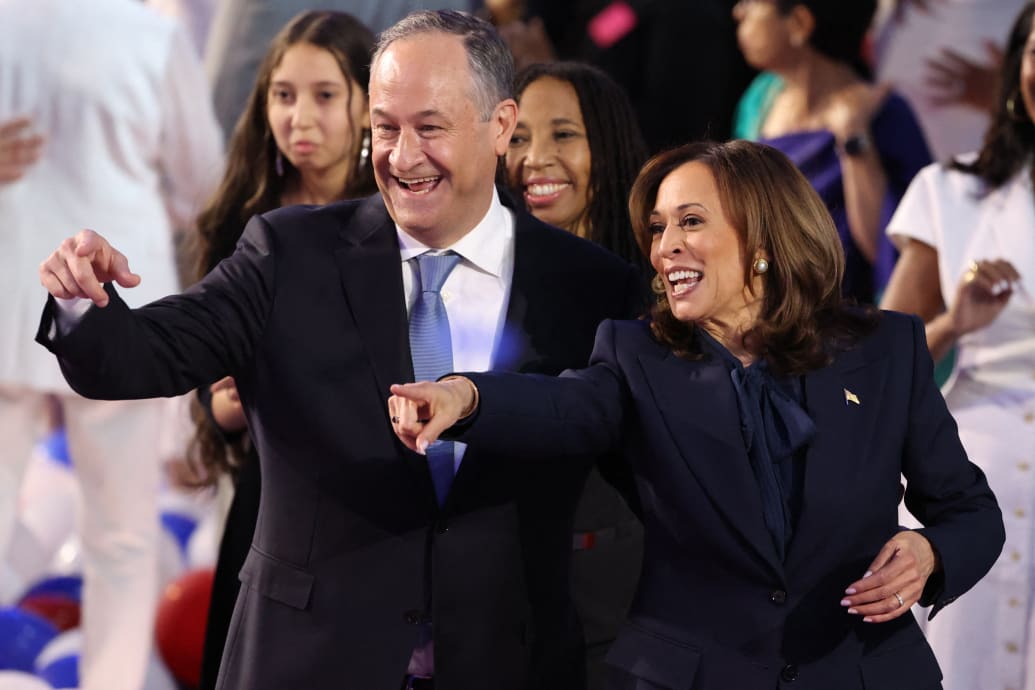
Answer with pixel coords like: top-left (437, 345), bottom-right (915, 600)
top-left (527, 182), bottom-right (570, 196)
top-left (399, 176), bottom-right (440, 192)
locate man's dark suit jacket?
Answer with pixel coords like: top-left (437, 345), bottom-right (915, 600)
top-left (461, 314), bottom-right (1005, 690)
top-left (36, 192), bottom-right (644, 690)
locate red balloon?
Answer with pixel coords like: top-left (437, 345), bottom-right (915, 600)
top-left (17, 594), bottom-right (81, 632)
top-left (154, 568), bottom-right (214, 690)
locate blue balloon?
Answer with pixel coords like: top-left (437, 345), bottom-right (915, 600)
top-left (36, 654), bottom-right (77, 689)
top-left (160, 512), bottom-right (198, 556)
top-left (0, 609), bottom-right (57, 673)
top-left (19, 576), bottom-right (82, 605)
top-left (41, 429), bottom-right (71, 468)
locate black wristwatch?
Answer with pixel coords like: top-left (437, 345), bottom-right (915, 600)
top-left (838, 132), bottom-right (872, 157)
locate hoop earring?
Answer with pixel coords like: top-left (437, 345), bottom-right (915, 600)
top-left (358, 129), bottom-right (371, 170)
top-left (1007, 89), bottom-right (1029, 123)
top-left (753, 257), bottom-right (770, 274)
top-left (275, 150), bottom-right (285, 177)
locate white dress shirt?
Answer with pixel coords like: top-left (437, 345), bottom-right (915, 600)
top-left (396, 187), bottom-right (516, 474)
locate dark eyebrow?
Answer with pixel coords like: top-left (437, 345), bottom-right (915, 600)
top-left (550, 118), bottom-right (582, 127)
top-left (651, 202), bottom-right (709, 216)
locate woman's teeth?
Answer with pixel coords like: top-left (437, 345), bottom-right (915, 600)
top-left (667, 269), bottom-right (702, 296)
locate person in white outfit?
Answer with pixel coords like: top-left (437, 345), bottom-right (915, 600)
top-left (881, 4), bottom-right (1035, 688)
top-left (0, 0), bottom-right (222, 688)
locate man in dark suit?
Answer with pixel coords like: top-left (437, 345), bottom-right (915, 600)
top-left (37, 10), bottom-right (643, 690)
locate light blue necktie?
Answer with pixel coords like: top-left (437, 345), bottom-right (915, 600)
top-left (409, 251), bottom-right (462, 505)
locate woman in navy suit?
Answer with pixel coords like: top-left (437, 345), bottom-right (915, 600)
top-left (388, 140), bottom-right (1004, 690)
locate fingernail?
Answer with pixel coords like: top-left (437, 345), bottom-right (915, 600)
top-left (992, 282), bottom-right (1004, 296)
top-left (848, 608), bottom-right (858, 615)
top-left (863, 570), bottom-right (873, 578)
top-left (845, 588), bottom-right (857, 595)
top-left (840, 599), bottom-right (851, 607)
top-left (417, 439), bottom-right (428, 455)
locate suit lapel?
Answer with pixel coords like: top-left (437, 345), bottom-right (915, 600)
top-left (786, 344), bottom-right (887, 573)
top-left (334, 196), bottom-right (434, 495)
top-left (492, 193), bottom-right (558, 373)
top-left (448, 203), bottom-right (553, 508)
top-left (637, 349), bottom-right (783, 575)
top-left (334, 195), bottom-right (412, 390)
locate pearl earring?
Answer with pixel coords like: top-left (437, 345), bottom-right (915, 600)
top-left (753, 257), bottom-right (769, 274)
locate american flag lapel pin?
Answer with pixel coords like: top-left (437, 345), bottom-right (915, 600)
top-left (844, 388), bottom-right (860, 406)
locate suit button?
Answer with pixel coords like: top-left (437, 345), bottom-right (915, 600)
top-left (403, 609), bottom-right (428, 625)
top-left (770, 589), bottom-right (787, 604)
top-left (780, 664), bottom-right (798, 682)
top-left (435, 521), bottom-right (448, 535)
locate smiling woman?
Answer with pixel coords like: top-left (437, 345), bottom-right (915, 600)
top-left (506, 62), bottom-right (648, 270)
top-left (388, 139), bottom-right (1005, 690)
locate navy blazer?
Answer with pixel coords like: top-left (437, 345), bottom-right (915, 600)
top-left (462, 314), bottom-right (1004, 690)
top-left (36, 192), bottom-right (644, 690)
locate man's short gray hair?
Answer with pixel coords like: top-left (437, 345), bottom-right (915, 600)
top-left (372, 10), bottom-right (514, 121)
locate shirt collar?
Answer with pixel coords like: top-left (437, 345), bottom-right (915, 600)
top-left (396, 188), bottom-right (511, 278)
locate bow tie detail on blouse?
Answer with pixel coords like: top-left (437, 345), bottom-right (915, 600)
top-left (692, 326), bottom-right (817, 562)
top-left (729, 359), bottom-right (816, 562)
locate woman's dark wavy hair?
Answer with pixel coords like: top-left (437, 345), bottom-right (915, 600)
top-left (950, 2), bottom-right (1035, 189)
top-left (775, 0), bottom-right (877, 78)
top-left (510, 62), bottom-right (648, 269)
top-left (629, 140), bottom-right (877, 375)
top-left (191, 10), bottom-right (377, 279)
top-left (187, 10), bottom-right (376, 483)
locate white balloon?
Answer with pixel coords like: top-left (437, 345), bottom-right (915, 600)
top-left (34, 629), bottom-right (82, 672)
top-left (0, 671), bottom-right (52, 690)
top-left (0, 561), bottom-right (25, 607)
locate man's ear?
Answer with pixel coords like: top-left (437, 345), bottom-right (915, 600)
top-left (491, 98), bottom-right (519, 157)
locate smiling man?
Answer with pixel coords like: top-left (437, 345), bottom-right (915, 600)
top-left (36, 10), bottom-right (644, 690)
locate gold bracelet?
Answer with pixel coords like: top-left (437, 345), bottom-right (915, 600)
top-left (440, 375), bottom-right (479, 420)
